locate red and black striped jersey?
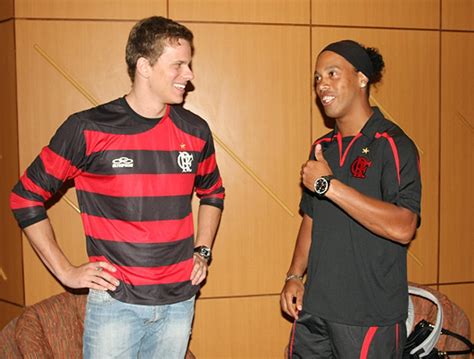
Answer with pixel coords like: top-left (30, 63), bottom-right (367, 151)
top-left (10, 97), bottom-right (225, 305)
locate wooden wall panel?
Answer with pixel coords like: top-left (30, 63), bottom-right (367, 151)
top-left (190, 295), bottom-right (291, 358)
top-left (170, 0), bottom-right (309, 24)
top-left (184, 23), bottom-right (311, 297)
top-left (15, 19), bottom-right (133, 168)
top-left (311, 28), bottom-right (440, 284)
top-left (438, 283), bottom-right (474, 341)
top-left (312, 0), bottom-right (440, 29)
top-left (440, 33), bottom-right (474, 283)
top-left (0, 21), bottom-right (24, 305)
top-left (15, 19), bottom-right (135, 304)
top-left (0, 0), bottom-right (14, 21)
top-left (14, 0), bottom-right (166, 20)
top-left (442, 0), bottom-right (474, 30)
top-left (0, 301), bottom-right (23, 330)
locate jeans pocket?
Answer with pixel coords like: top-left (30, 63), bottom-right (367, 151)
top-left (87, 289), bottom-right (115, 305)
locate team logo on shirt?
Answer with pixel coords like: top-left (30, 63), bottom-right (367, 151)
top-left (351, 156), bottom-right (372, 178)
top-left (177, 151), bottom-right (193, 173)
top-left (112, 157), bottom-right (134, 168)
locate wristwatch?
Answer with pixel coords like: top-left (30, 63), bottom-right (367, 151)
top-left (194, 246), bottom-right (212, 262)
top-left (313, 175), bottom-right (335, 196)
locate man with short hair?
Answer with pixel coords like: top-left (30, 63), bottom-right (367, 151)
top-left (10, 16), bottom-right (224, 358)
top-left (281, 40), bottom-right (421, 358)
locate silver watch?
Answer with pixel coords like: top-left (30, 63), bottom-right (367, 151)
top-left (194, 246), bottom-right (212, 261)
top-left (313, 175), bottom-right (335, 196)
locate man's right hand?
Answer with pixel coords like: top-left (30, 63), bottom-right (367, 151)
top-left (60, 261), bottom-right (120, 291)
top-left (23, 219), bottom-right (120, 292)
top-left (280, 278), bottom-right (305, 319)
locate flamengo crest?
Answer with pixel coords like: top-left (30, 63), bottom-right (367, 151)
top-left (177, 151), bottom-right (193, 173)
top-left (351, 156), bottom-right (372, 178)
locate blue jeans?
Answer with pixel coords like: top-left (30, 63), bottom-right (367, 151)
top-left (83, 289), bottom-right (195, 358)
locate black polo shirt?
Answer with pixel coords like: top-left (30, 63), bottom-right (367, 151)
top-left (300, 107), bottom-right (421, 326)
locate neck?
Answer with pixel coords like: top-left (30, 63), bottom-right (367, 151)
top-left (336, 102), bottom-right (373, 137)
top-left (125, 87), bottom-right (167, 118)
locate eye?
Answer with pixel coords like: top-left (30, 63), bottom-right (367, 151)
top-left (314, 74), bottom-right (321, 83)
top-left (329, 70), bottom-right (336, 77)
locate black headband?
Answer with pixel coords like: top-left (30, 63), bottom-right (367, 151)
top-left (321, 40), bottom-right (374, 81)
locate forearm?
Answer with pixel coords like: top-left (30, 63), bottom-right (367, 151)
top-left (23, 218), bottom-right (74, 283)
top-left (280, 214), bottom-right (312, 319)
top-left (326, 179), bottom-right (418, 244)
top-left (287, 214), bottom-right (312, 276)
top-left (195, 204), bottom-right (222, 248)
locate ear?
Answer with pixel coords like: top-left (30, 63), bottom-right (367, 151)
top-left (135, 57), bottom-right (151, 80)
top-left (358, 72), bottom-right (369, 88)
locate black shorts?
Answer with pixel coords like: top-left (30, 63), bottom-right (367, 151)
top-left (288, 311), bottom-right (407, 359)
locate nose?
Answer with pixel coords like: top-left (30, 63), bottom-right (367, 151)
top-left (183, 65), bottom-right (194, 81)
top-left (316, 78), bottom-right (329, 93)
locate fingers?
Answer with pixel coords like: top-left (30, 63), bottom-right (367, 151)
top-left (88, 262), bottom-right (120, 291)
top-left (300, 144), bottom-right (332, 192)
top-left (96, 261), bottom-right (117, 273)
top-left (295, 293), bottom-right (303, 312)
top-left (280, 292), bottom-right (293, 317)
top-left (60, 261), bottom-right (120, 291)
top-left (280, 282), bottom-right (304, 319)
top-left (314, 143), bottom-right (323, 161)
top-left (191, 254), bottom-right (208, 285)
top-left (301, 160), bottom-right (318, 191)
top-left (280, 291), bottom-right (299, 319)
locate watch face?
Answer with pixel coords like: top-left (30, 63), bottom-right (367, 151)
top-left (314, 177), bottom-right (329, 195)
top-left (195, 246), bottom-right (211, 260)
top-left (200, 247), bottom-right (211, 259)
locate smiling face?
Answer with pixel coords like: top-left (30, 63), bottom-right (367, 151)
top-left (146, 38), bottom-right (194, 107)
top-left (314, 50), bottom-right (367, 121)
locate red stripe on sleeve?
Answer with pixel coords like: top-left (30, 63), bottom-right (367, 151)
top-left (196, 177), bottom-right (224, 198)
top-left (10, 192), bottom-right (44, 210)
top-left (20, 175), bottom-right (51, 200)
top-left (375, 132), bottom-right (401, 184)
top-left (89, 256), bottom-right (193, 286)
top-left (40, 146), bottom-right (81, 180)
top-left (359, 326), bottom-right (378, 359)
top-left (196, 154), bottom-right (217, 176)
top-left (76, 173), bottom-right (195, 197)
top-left (82, 213), bottom-right (194, 243)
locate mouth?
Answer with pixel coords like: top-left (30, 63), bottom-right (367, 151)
top-left (173, 83), bottom-right (186, 92)
top-left (320, 95), bottom-right (335, 106)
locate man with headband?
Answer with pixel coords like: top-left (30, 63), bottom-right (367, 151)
top-left (281, 40), bottom-right (421, 358)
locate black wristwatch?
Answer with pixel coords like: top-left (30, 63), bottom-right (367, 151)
top-left (313, 175), bottom-right (335, 196)
top-left (194, 246), bottom-right (212, 262)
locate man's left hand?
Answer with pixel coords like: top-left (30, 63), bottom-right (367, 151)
top-left (191, 253), bottom-right (208, 285)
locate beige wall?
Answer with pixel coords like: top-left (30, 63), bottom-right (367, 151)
top-left (0, 18), bottom-right (23, 330)
top-left (1, 0), bottom-right (473, 356)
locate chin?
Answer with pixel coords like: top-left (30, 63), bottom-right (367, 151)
top-left (172, 95), bottom-right (185, 104)
top-left (323, 107), bottom-right (340, 119)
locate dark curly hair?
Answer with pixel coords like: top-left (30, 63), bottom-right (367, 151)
top-left (364, 46), bottom-right (385, 91)
top-left (125, 16), bottom-right (194, 82)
